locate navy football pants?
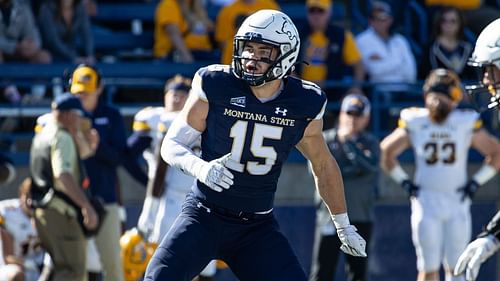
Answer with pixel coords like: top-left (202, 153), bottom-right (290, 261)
top-left (144, 193), bottom-right (307, 281)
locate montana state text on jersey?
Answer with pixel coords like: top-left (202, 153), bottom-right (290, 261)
top-left (191, 64), bottom-right (326, 213)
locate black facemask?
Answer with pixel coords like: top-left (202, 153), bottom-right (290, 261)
top-left (466, 61), bottom-right (500, 111)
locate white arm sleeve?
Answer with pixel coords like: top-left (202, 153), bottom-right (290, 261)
top-left (161, 117), bottom-right (206, 178)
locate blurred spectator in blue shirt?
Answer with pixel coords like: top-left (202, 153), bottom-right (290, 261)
top-left (0, 0), bottom-right (51, 63)
top-left (38, 0), bottom-right (95, 64)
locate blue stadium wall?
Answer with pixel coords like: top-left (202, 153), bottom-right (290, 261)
top-left (1, 164), bottom-right (498, 280)
top-left (124, 202), bottom-right (498, 281)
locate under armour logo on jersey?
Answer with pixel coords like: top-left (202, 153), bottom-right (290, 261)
top-left (275, 107), bottom-right (288, 116)
top-left (230, 96), bottom-right (246, 108)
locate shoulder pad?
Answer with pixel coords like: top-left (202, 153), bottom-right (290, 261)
top-left (197, 64), bottom-right (231, 80)
top-left (454, 109), bottom-right (480, 119)
top-left (399, 107), bottom-right (427, 129)
top-left (285, 77), bottom-right (327, 120)
top-left (400, 107), bottom-right (427, 120)
top-left (134, 107), bottom-right (162, 121)
top-left (0, 199), bottom-right (19, 214)
top-left (158, 112), bottom-right (179, 134)
top-left (450, 109), bottom-right (481, 129)
top-left (297, 78), bottom-right (324, 96)
top-left (195, 64), bottom-right (236, 102)
top-left (133, 107), bottom-right (163, 132)
top-left (35, 113), bottom-right (53, 133)
top-left (205, 64), bottom-right (231, 74)
top-left (158, 122), bottom-right (167, 134)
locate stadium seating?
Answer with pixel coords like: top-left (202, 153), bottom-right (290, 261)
top-left (95, 3), bottom-right (157, 23)
top-left (1, 0), bottom-right (496, 161)
top-left (1, 3), bottom-right (499, 281)
top-left (90, 2), bottom-right (348, 59)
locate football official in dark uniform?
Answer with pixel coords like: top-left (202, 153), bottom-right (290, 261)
top-left (145, 10), bottom-right (367, 281)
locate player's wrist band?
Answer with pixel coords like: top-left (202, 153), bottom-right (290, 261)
top-left (472, 164), bottom-right (497, 185)
top-left (388, 165), bottom-right (409, 185)
top-left (331, 212), bottom-right (350, 229)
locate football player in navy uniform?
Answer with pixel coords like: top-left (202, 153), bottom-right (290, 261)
top-left (454, 18), bottom-right (500, 281)
top-left (144, 9), bottom-right (366, 281)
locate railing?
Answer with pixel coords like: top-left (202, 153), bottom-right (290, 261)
top-left (1, 63), bottom-right (495, 165)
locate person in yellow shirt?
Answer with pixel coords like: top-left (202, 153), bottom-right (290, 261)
top-left (154, 0), bottom-right (215, 63)
top-left (425, 0), bottom-right (479, 10)
top-left (215, 0), bottom-right (279, 65)
top-left (298, 0), bottom-right (365, 98)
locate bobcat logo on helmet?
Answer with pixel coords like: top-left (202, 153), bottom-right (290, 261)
top-left (120, 228), bottom-right (157, 281)
top-left (276, 19), bottom-right (298, 42)
top-left (232, 9), bottom-right (300, 86)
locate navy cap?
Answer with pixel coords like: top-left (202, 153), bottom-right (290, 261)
top-left (341, 93), bottom-right (371, 116)
top-left (371, 1), bottom-right (393, 19)
top-left (52, 92), bottom-right (84, 114)
top-left (166, 81), bottom-right (191, 93)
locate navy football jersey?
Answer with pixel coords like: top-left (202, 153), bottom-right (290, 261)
top-left (191, 65), bottom-right (327, 212)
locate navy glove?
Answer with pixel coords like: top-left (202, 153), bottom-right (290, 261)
top-left (401, 180), bottom-right (419, 198)
top-left (457, 180), bottom-right (480, 201)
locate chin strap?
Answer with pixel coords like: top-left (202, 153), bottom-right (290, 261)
top-left (294, 60), bottom-right (310, 67)
top-left (466, 81), bottom-right (500, 111)
top-left (487, 86), bottom-right (499, 109)
top-left (286, 60), bottom-right (309, 78)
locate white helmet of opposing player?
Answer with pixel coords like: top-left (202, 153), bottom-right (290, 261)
top-left (471, 19), bottom-right (500, 69)
top-left (232, 9), bottom-right (300, 86)
top-left (467, 18), bottom-right (500, 109)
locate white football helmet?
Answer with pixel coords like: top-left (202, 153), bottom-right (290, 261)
top-left (467, 18), bottom-right (500, 110)
top-left (232, 9), bottom-right (300, 86)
